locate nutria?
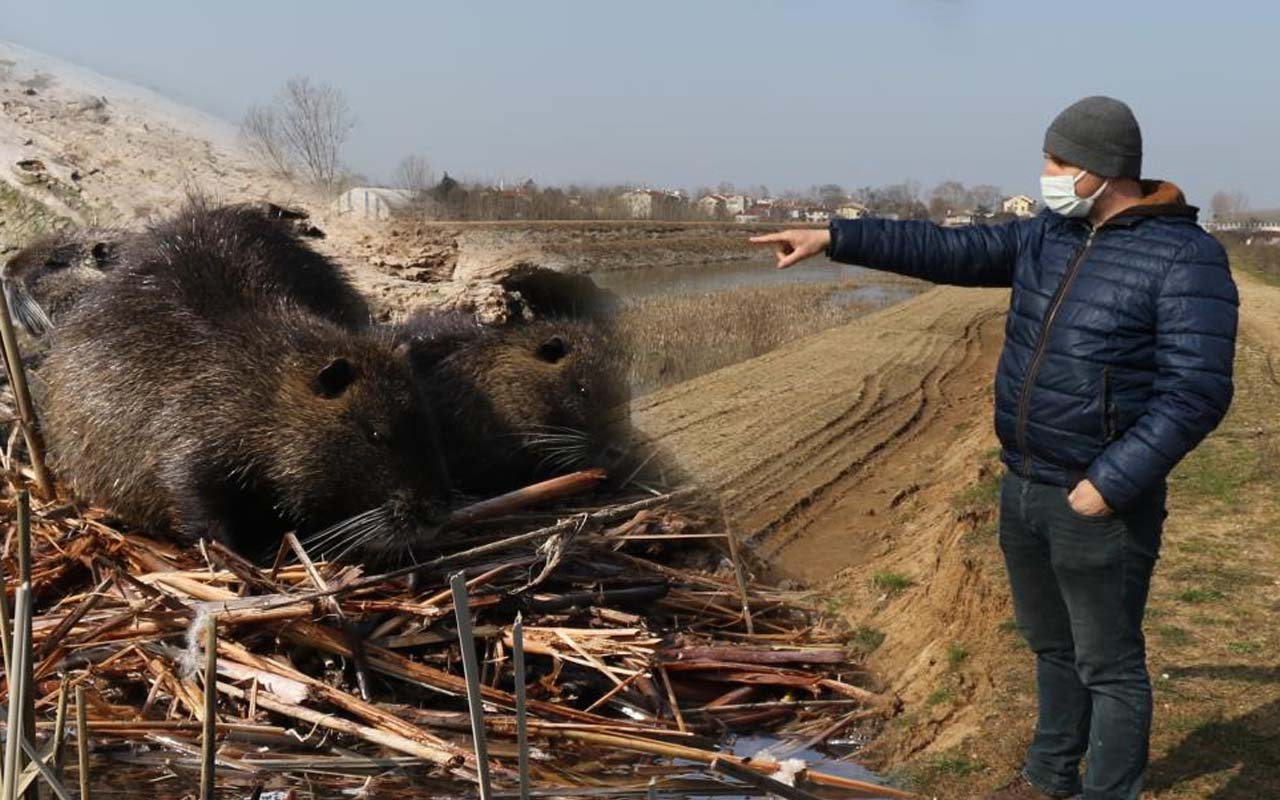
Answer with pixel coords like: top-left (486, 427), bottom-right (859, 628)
top-left (3, 202), bottom-right (365, 340)
top-left (2, 228), bottom-right (123, 338)
top-left (41, 211), bottom-right (451, 563)
top-left (396, 310), bottom-right (636, 496)
top-left (127, 201), bottom-right (372, 329)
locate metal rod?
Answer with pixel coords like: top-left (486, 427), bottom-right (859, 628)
top-left (0, 570), bottom-right (12, 697)
top-left (450, 572), bottom-right (493, 800)
top-left (2, 585), bottom-right (30, 800)
top-left (74, 686), bottom-right (89, 800)
top-left (0, 282), bottom-right (53, 498)
top-left (200, 618), bottom-right (217, 800)
top-left (512, 613), bottom-right (529, 800)
top-left (15, 493), bottom-right (36, 800)
top-left (17, 739), bottom-right (71, 800)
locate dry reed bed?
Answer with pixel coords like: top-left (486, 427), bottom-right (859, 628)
top-left (0, 473), bottom-right (913, 799)
top-left (617, 280), bottom-right (887, 395)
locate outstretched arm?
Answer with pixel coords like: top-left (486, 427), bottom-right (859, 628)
top-left (751, 216), bottom-right (1024, 288)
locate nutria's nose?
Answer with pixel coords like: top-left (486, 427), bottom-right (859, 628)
top-left (602, 444), bottom-right (629, 464)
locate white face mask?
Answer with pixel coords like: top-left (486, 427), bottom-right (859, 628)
top-left (1040, 169), bottom-right (1109, 218)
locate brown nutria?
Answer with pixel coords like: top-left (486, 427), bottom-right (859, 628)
top-left (126, 200), bottom-right (372, 329)
top-left (41, 211), bottom-right (451, 564)
top-left (2, 228), bottom-right (123, 338)
top-left (3, 202), bottom-right (365, 339)
top-left (396, 309), bottom-right (636, 496)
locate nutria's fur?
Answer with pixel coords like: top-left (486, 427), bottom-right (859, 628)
top-left (397, 310), bottom-right (635, 496)
top-left (3, 202), bottom-right (365, 340)
top-left (130, 202), bottom-right (372, 329)
top-left (42, 208), bottom-right (451, 563)
top-left (2, 229), bottom-right (123, 338)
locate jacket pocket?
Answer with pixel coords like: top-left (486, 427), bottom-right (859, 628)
top-left (1101, 367), bottom-right (1116, 442)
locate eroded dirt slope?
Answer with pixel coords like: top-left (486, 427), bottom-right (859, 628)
top-left (632, 285), bottom-right (1008, 583)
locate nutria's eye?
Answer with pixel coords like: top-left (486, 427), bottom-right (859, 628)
top-left (576, 381), bottom-right (589, 397)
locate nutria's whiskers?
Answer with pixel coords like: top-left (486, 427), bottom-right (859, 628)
top-left (618, 449), bottom-right (658, 489)
top-left (534, 441), bottom-right (590, 474)
top-left (301, 506), bottom-right (390, 560)
top-left (327, 518), bottom-right (391, 564)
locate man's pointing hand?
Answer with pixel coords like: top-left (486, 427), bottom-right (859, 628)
top-left (749, 229), bottom-right (831, 269)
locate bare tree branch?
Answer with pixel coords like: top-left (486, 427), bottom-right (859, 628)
top-left (240, 76), bottom-right (355, 193)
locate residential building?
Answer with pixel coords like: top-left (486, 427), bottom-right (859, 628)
top-left (1002, 195), bottom-right (1037, 218)
top-left (835, 201), bottom-right (869, 220)
top-left (621, 189), bottom-right (685, 219)
top-left (724, 194), bottom-right (753, 215)
top-left (695, 194), bottom-right (728, 218)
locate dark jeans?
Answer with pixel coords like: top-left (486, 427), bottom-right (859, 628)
top-left (998, 470), bottom-right (1167, 800)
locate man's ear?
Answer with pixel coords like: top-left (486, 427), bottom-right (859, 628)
top-left (313, 357), bottom-right (358, 398)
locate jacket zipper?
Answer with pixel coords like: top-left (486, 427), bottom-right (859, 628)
top-left (1016, 228), bottom-right (1097, 477)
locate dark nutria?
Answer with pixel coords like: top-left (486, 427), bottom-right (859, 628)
top-left (42, 215), bottom-right (451, 563)
top-left (2, 228), bottom-right (123, 338)
top-left (126, 201), bottom-right (372, 329)
top-left (3, 202), bottom-right (363, 340)
top-left (396, 309), bottom-right (636, 496)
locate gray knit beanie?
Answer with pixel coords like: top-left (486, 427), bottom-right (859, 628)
top-left (1043, 96), bottom-right (1142, 179)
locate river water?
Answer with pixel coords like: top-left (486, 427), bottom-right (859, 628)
top-left (592, 255), bottom-right (919, 309)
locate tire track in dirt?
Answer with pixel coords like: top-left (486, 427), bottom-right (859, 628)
top-left (631, 286), bottom-right (1008, 581)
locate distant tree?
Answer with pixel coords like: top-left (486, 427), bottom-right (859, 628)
top-left (240, 104), bottom-right (293, 178)
top-left (1210, 190), bottom-right (1250, 220)
top-left (240, 76), bottom-right (354, 193)
top-left (929, 180), bottom-right (972, 216)
top-left (434, 172), bottom-right (459, 197)
top-left (877, 181), bottom-right (927, 219)
top-left (817, 183), bottom-right (846, 208)
top-left (970, 184), bottom-right (1003, 212)
top-left (395, 155), bottom-right (435, 193)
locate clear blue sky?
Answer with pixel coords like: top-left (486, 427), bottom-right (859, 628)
top-left (6, 0), bottom-right (1276, 207)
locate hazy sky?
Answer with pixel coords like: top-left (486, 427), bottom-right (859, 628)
top-left (6, 1), bottom-right (1277, 207)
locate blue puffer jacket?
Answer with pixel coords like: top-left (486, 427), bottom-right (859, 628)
top-left (827, 181), bottom-right (1238, 511)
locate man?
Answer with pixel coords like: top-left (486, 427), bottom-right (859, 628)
top-left (750, 96), bottom-right (1238, 800)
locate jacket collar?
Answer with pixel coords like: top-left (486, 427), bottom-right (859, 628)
top-left (1101, 179), bottom-right (1199, 228)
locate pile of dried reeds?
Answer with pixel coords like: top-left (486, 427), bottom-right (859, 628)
top-left (0, 281), bottom-right (913, 799)
top-left (0, 468), bottom-right (914, 800)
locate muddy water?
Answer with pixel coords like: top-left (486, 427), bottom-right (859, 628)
top-left (592, 255), bottom-right (918, 308)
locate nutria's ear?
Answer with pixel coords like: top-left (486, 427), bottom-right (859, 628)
top-left (313, 358), bottom-right (358, 398)
top-left (537, 336), bottom-right (568, 364)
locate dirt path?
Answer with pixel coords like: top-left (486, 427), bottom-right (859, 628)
top-left (632, 285), bottom-right (1007, 582)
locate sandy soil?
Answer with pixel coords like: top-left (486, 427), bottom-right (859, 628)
top-left (632, 285), bottom-right (1008, 582)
